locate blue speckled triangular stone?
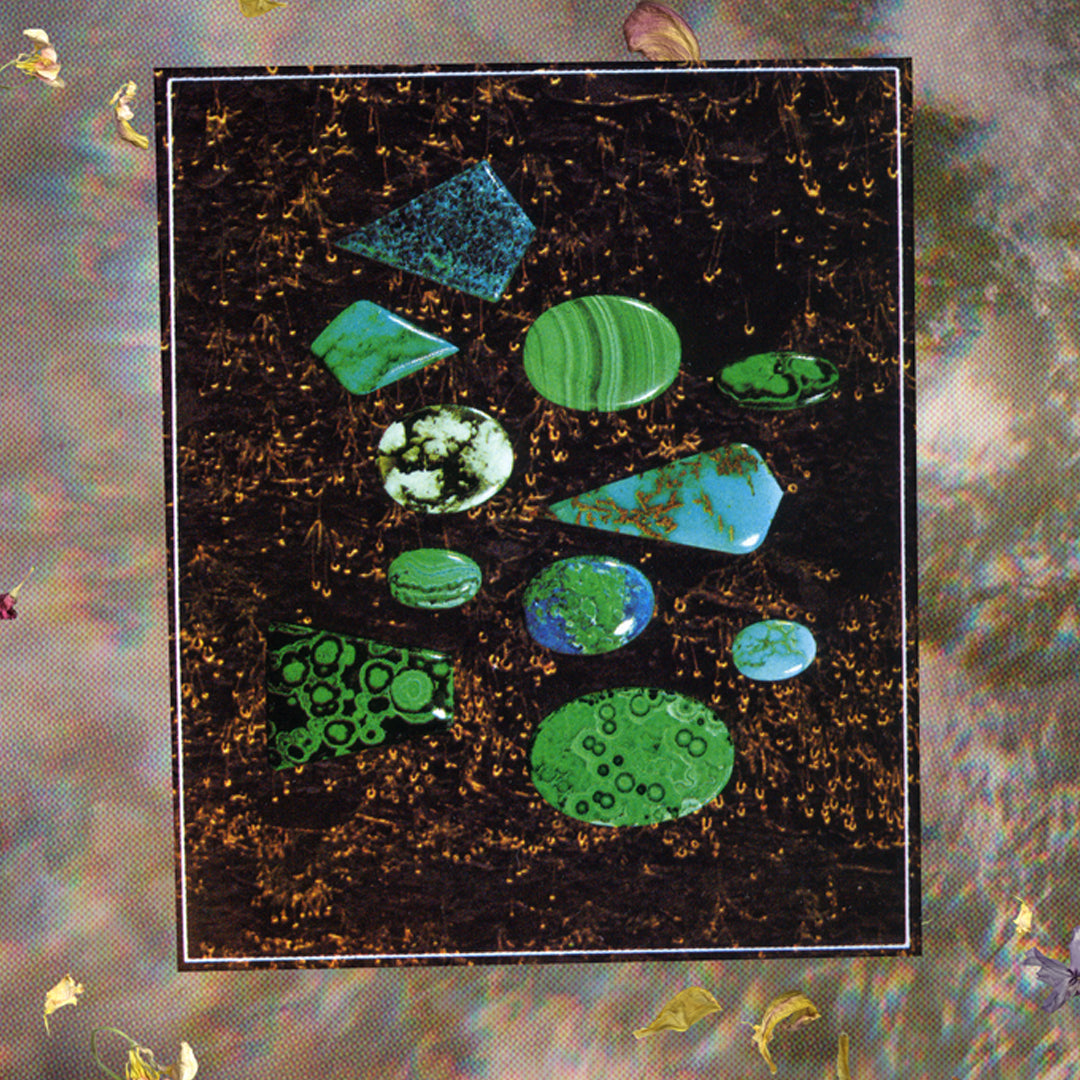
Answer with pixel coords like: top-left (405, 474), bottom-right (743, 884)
top-left (548, 444), bottom-right (783, 554)
top-left (336, 160), bottom-right (536, 303)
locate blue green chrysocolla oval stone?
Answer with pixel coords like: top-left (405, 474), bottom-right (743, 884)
top-left (387, 548), bottom-right (482, 609)
top-left (731, 619), bottom-right (817, 680)
top-left (523, 555), bottom-right (654, 655)
top-left (715, 351), bottom-right (838, 410)
top-left (530, 687), bottom-right (735, 827)
top-left (523, 295), bottom-right (681, 412)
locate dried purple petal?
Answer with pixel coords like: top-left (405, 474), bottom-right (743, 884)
top-left (623, 2), bottom-right (701, 63)
top-left (1022, 942), bottom-right (1080, 1012)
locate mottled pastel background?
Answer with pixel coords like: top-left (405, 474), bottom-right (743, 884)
top-left (0, 0), bottom-right (1074, 1076)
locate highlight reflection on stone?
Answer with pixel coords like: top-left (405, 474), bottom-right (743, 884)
top-left (548, 444), bottom-right (783, 553)
top-left (377, 404), bottom-right (514, 513)
top-left (523, 555), bottom-right (654, 655)
top-left (715, 351), bottom-right (839, 410)
top-left (311, 301), bottom-right (457, 395)
top-left (265, 623), bottom-right (455, 769)
top-left (336, 160), bottom-right (536, 302)
top-left (530, 686), bottom-right (735, 827)
top-left (523, 295), bottom-right (681, 412)
top-left (731, 619), bottom-right (817, 680)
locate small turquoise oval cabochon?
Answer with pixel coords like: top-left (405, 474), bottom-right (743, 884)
top-left (388, 548), bottom-right (482, 609)
top-left (530, 687), bottom-right (735, 827)
top-left (731, 619), bottom-right (817, 680)
top-left (523, 555), bottom-right (654, 655)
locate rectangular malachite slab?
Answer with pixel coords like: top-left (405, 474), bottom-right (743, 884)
top-left (311, 301), bottom-right (458, 395)
top-left (335, 160), bottom-right (536, 303)
top-left (265, 623), bottom-right (454, 770)
top-left (548, 444), bottom-right (783, 554)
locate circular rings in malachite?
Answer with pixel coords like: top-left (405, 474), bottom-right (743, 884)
top-left (523, 295), bottom-right (681, 412)
top-left (529, 687), bottom-right (735, 827)
top-left (388, 548), bottom-right (482, 609)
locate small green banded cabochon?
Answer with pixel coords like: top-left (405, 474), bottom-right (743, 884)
top-left (388, 548), bottom-right (482, 609)
top-left (523, 295), bottom-right (681, 412)
top-left (530, 687), bottom-right (734, 827)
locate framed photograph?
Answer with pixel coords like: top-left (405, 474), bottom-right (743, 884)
top-left (159, 60), bottom-right (915, 968)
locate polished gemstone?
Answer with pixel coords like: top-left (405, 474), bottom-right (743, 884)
top-left (548, 444), bottom-right (783, 554)
top-left (265, 623), bottom-right (454, 770)
top-left (732, 619), bottom-right (817, 680)
top-left (523, 295), bottom-right (681, 411)
top-left (311, 301), bottom-right (457, 395)
top-left (335, 160), bottom-right (536, 302)
top-left (388, 548), bottom-right (482, 609)
top-left (530, 687), bottom-right (734, 827)
top-left (715, 351), bottom-right (839, 410)
top-left (377, 404), bottom-right (514, 513)
top-left (523, 555), bottom-right (654, 655)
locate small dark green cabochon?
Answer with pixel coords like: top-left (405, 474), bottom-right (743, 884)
top-left (715, 351), bottom-right (839, 410)
top-left (388, 548), bottom-right (482, 609)
top-left (530, 687), bottom-right (734, 827)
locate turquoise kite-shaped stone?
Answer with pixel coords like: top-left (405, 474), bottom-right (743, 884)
top-left (335, 160), bottom-right (536, 302)
top-left (311, 301), bottom-right (457, 395)
top-left (548, 444), bottom-right (783, 554)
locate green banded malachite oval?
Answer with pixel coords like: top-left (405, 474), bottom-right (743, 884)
top-left (387, 548), bottom-right (482, 609)
top-left (523, 295), bottom-right (681, 412)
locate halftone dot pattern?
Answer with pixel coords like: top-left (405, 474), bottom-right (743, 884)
top-left (0, 2), bottom-right (1073, 1080)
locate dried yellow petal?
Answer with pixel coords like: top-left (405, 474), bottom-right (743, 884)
top-left (1013, 897), bottom-right (1034, 936)
top-left (167, 1042), bottom-right (198, 1080)
top-left (23, 28), bottom-right (50, 45)
top-left (633, 986), bottom-right (721, 1037)
top-left (837, 1032), bottom-right (851, 1080)
top-left (43, 974), bottom-right (84, 1033)
top-left (749, 990), bottom-right (820, 1074)
top-left (237, 0), bottom-right (287, 15)
top-left (118, 116), bottom-right (149, 149)
top-left (622, 2), bottom-right (701, 63)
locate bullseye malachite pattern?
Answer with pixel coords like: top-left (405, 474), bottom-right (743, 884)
top-left (529, 687), bottom-right (735, 827)
top-left (523, 295), bottom-right (681, 412)
top-left (388, 548), bottom-right (482, 609)
top-left (265, 623), bottom-right (454, 770)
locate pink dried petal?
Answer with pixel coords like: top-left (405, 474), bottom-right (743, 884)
top-left (0, 594), bottom-right (17, 619)
top-left (623, 1), bottom-right (701, 62)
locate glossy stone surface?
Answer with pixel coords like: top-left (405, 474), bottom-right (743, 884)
top-left (732, 619), bottom-right (817, 680)
top-left (530, 687), bottom-right (734, 827)
top-left (523, 555), bottom-right (654, 655)
top-left (311, 301), bottom-right (457, 395)
top-left (549, 444), bottom-right (783, 554)
top-left (377, 404), bottom-right (514, 514)
top-left (265, 623), bottom-right (454, 770)
top-left (715, 351), bottom-right (839, 410)
top-left (388, 548), bottom-right (482, 609)
top-left (336, 160), bottom-right (536, 302)
top-left (523, 296), bottom-right (681, 411)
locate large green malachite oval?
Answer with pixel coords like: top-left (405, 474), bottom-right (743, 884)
top-left (523, 295), bottom-right (681, 412)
